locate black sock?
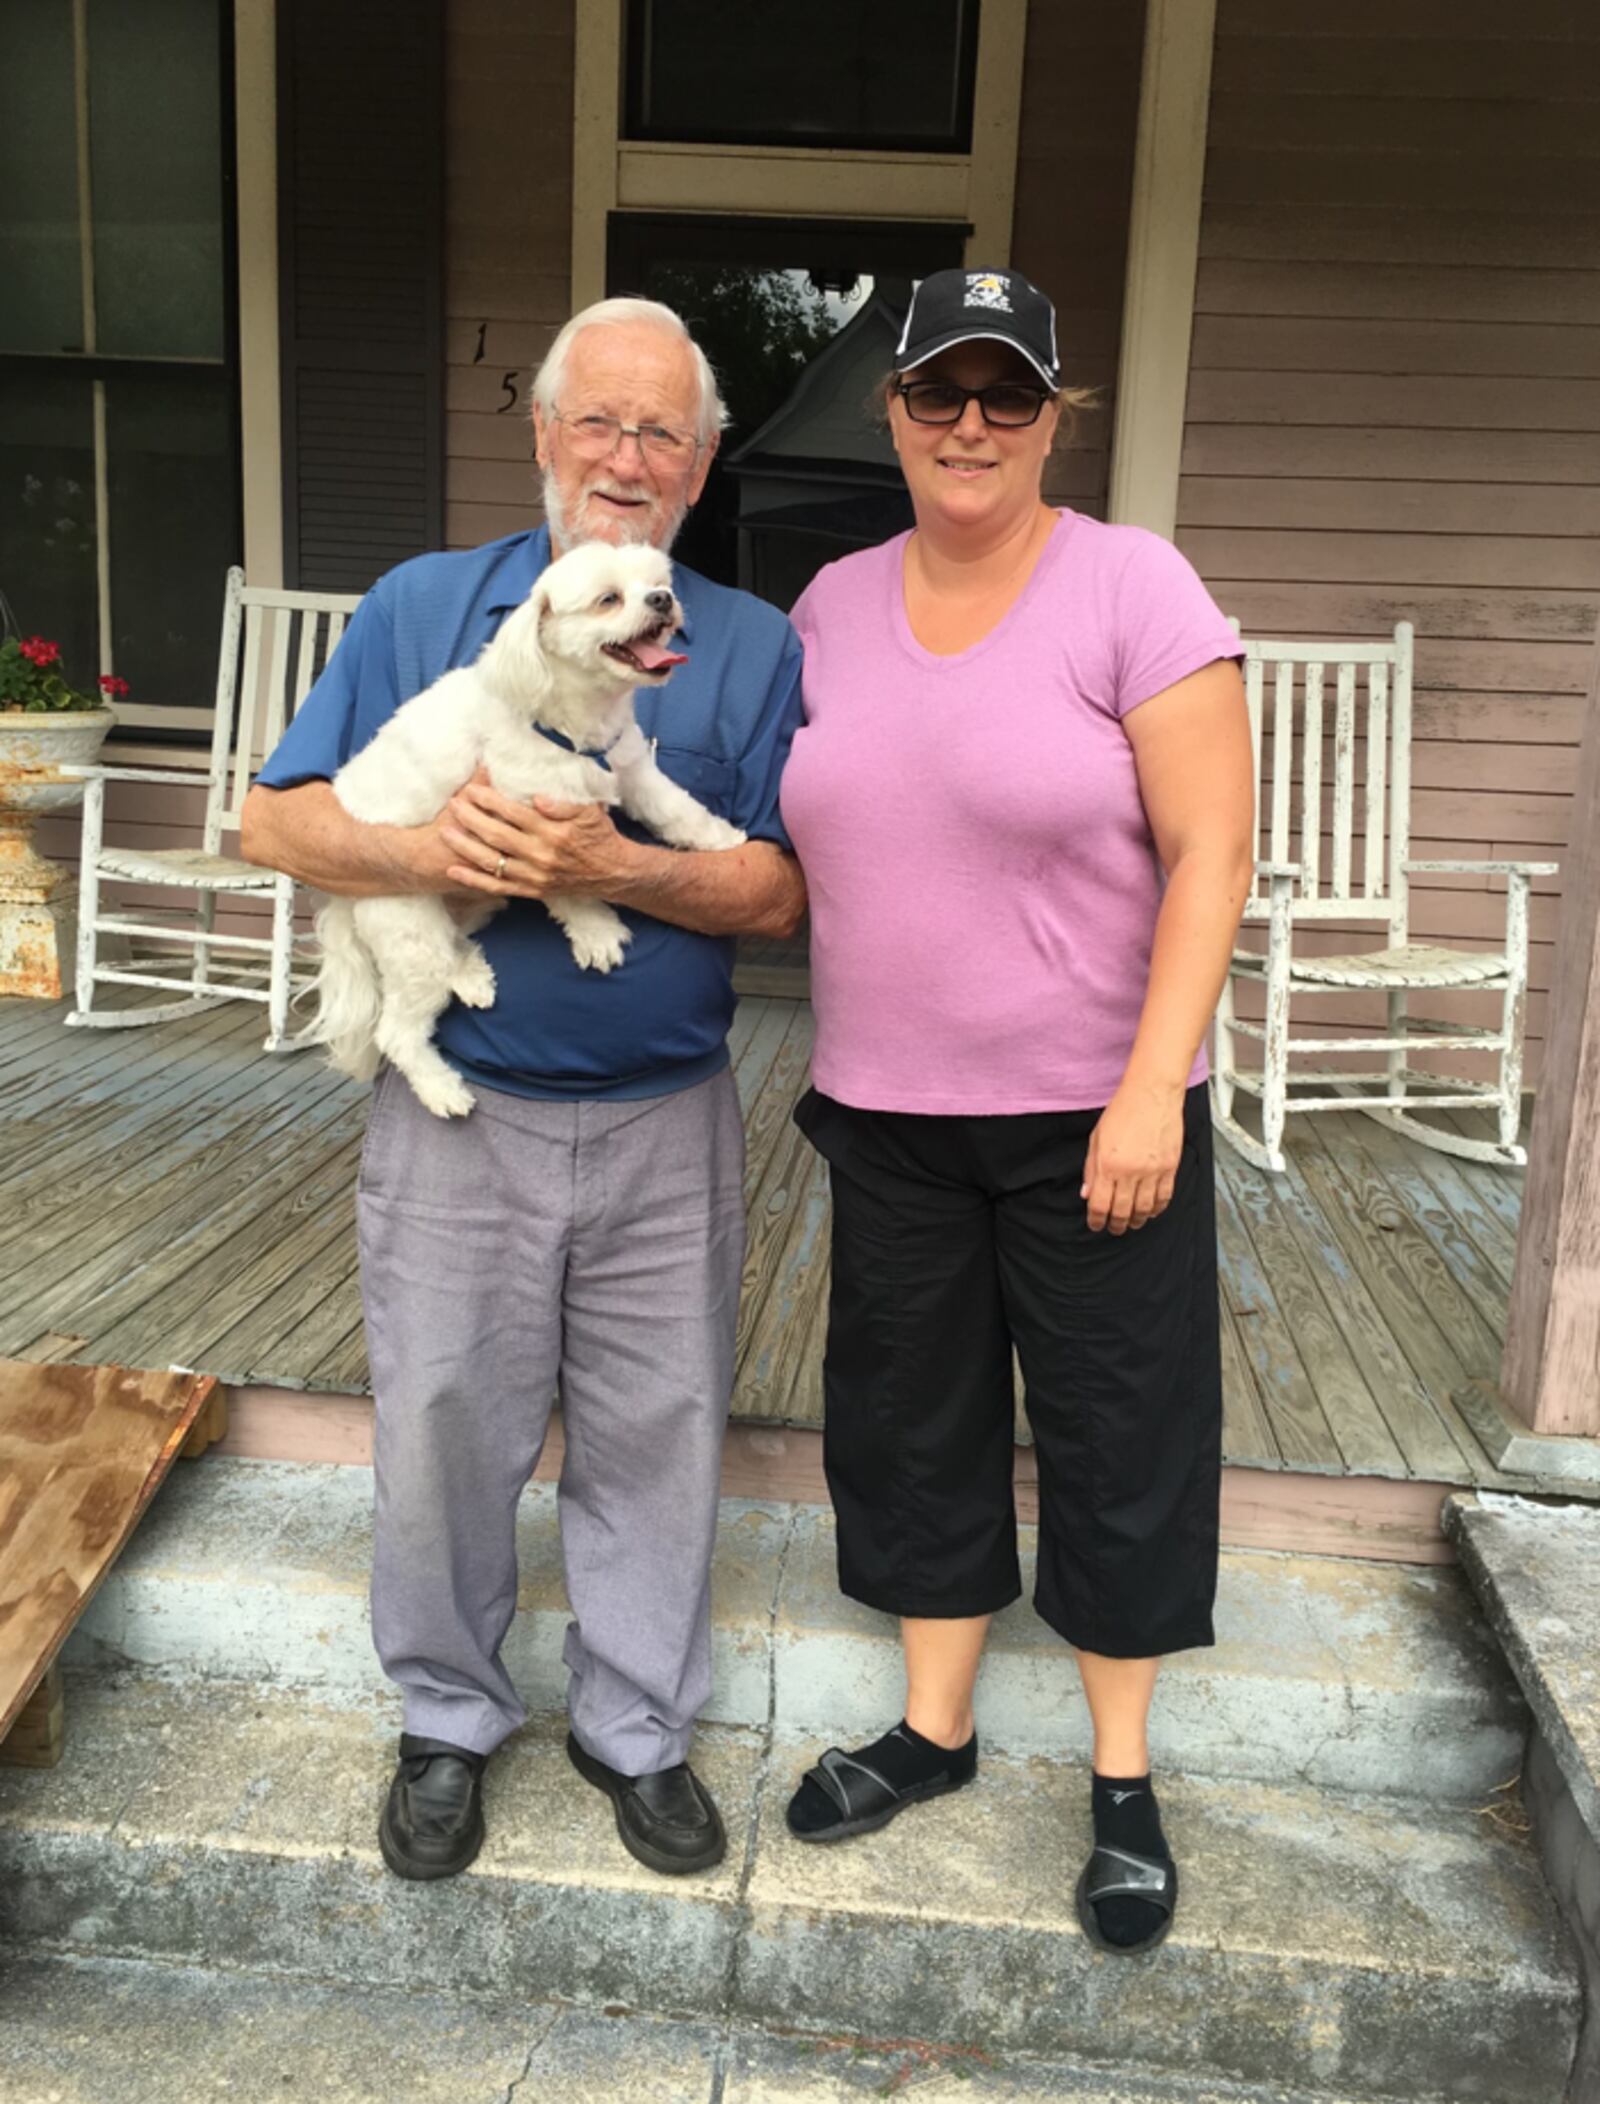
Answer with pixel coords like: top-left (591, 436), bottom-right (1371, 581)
top-left (1089, 1772), bottom-right (1170, 1948)
top-left (787, 1720), bottom-right (977, 1836)
top-left (865, 1720), bottom-right (976, 1791)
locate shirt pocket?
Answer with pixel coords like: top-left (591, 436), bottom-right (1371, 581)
top-left (651, 744), bottom-right (740, 822)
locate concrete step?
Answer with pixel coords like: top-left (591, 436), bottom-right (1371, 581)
top-left (0, 1673), bottom-right (1578, 2103)
top-left (0, 1950), bottom-right (1415, 2104)
top-left (63, 1457), bottom-right (1527, 1802)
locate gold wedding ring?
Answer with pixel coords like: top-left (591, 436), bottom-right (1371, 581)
top-left (495, 852), bottom-right (507, 879)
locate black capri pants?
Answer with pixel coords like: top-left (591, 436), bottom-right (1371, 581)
top-left (796, 1081), bottom-right (1222, 1660)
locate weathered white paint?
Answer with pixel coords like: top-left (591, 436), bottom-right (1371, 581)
top-left (1213, 624), bottom-right (1555, 1173)
top-left (67, 569), bottom-right (359, 1046)
top-left (1107, 0), bottom-right (1218, 537)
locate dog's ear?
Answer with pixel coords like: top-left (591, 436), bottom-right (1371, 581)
top-left (484, 581), bottom-right (552, 702)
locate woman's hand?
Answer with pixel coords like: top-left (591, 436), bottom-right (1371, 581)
top-left (440, 772), bottom-right (639, 900)
top-left (1081, 1080), bottom-right (1186, 1234)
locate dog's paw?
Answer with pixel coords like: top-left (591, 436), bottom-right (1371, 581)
top-left (411, 1069), bottom-right (476, 1118)
top-left (568, 921), bottom-right (632, 974)
top-left (695, 818), bottom-right (747, 852)
top-left (451, 954), bottom-right (497, 1009)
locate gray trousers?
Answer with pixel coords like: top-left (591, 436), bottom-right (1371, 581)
top-left (357, 1063), bottom-right (745, 1772)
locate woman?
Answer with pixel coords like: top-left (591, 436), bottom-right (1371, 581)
top-left (777, 268), bottom-right (1254, 1957)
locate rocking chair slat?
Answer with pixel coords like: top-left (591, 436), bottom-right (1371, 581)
top-left (68, 566), bottom-right (361, 1053)
top-left (1213, 623), bottom-right (1550, 1174)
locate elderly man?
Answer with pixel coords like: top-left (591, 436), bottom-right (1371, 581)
top-left (241, 298), bottom-right (805, 1881)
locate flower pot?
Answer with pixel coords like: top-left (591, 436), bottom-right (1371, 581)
top-left (0, 706), bottom-right (115, 998)
top-left (0, 705), bottom-right (116, 814)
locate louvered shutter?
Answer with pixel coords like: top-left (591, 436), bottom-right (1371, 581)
top-left (277, 0), bottom-right (444, 592)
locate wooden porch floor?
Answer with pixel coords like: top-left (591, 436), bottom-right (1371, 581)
top-left (0, 989), bottom-right (1567, 1495)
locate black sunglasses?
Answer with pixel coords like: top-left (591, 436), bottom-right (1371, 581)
top-left (895, 379), bottom-right (1052, 428)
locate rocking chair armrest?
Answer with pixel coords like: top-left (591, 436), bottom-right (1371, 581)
top-left (61, 764), bottom-right (211, 787)
top-left (1255, 859), bottom-right (1302, 890)
top-left (1404, 858), bottom-right (1559, 877)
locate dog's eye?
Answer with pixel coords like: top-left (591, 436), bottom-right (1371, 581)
top-left (596, 591), bottom-right (622, 609)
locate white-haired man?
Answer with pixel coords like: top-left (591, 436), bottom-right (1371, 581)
top-left (241, 299), bottom-right (806, 1880)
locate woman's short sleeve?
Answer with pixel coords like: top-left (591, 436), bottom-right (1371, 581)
top-left (1111, 529), bottom-right (1244, 719)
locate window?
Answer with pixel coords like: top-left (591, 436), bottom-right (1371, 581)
top-left (0, 0), bottom-right (238, 731)
top-left (624, 0), bottom-right (980, 153)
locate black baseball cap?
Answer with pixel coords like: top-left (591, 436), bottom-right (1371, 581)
top-left (893, 268), bottom-right (1061, 390)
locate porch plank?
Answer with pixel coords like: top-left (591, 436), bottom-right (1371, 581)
top-left (0, 1014), bottom-right (287, 1206)
top-left (1336, 1110), bottom-right (1520, 1316)
top-left (1213, 1165), bottom-right (1345, 1472)
top-left (1312, 1114), bottom-right (1507, 1372)
top-left (1292, 1122), bottom-right (1481, 1423)
top-left (0, 994), bottom-right (1550, 1506)
top-left (0, 1079), bottom-right (364, 1353)
top-left (84, 1138), bottom-right (364, 1377)
top-left (735, 1133), bottom-right (830, 1423)
top-left (1216, 1145), bottom-right (1407, 1474)
top-left (0, 1034), bottom-right (353, 1281)
top-left (1273, 1138), bottom-right (1475, 1481)
top-left (1218, 1296), bottom-right (1281, 1467)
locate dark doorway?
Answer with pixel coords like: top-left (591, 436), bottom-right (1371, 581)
top-left (606, 214), bottom-right (967, 607)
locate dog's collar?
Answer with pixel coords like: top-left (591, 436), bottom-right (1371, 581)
top-left (529, 720), bottom-right (616, 769)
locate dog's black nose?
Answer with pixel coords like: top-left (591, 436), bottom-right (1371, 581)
top-left (644, 589), bottom-right (674, 615)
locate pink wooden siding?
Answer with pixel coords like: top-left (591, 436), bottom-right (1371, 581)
top-left (1180, 0), bottom-right (1600, 1081)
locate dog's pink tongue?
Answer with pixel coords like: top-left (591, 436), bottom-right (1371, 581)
top-left (633, 637), bottom-right (687, 671)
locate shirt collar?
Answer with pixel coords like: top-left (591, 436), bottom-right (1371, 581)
top-left (483, 523), bottom-right (696, 643)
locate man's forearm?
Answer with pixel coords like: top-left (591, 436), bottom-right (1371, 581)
top-left (606, 837), bottom-right (806, 940)
top-left (240, 782), bottom-right (456, 897)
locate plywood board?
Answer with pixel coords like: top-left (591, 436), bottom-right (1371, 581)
top-left (0, 1360), bottom-right (217, 1739)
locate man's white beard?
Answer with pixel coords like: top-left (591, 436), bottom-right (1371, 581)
top-left (542, 471), bottom-right (688, 557)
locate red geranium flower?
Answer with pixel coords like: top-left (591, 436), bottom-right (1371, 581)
top-left (18, 636), bottom-right (61, 667)
top-left (98, 674), bottom-right (130, 697)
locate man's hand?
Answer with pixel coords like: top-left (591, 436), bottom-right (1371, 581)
top-left (240, 779), bottom-right (481, 898)
top-left (441, 774), bottom-right (640, 900)
top-left (1081, 1078), bottom-right (1186, 1234)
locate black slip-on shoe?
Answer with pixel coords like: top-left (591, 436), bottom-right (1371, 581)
top-left (378, 1733), bottom-right (487, 1881)
top-left (566, 1731), bottom-right (727, 1876)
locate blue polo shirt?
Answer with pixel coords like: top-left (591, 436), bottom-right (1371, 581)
top-left (256, 528), bottom-right (803, 1100)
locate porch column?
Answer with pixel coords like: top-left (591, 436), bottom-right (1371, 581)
top-left (1501, 633), bottom-right (1600, 1438)
top-left (1106, 0), bottom-right (1218, 539)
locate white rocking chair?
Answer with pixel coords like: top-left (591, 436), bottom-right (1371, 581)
top-left (1211, 621), bottom-right (1556, 1174)
top-left (65, 566), bottom-right (362, 1049)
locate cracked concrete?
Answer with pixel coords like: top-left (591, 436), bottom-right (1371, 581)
top-left (0, 1672), bottom-right (1578, 2102)
top-left (64, 1460), bottom-right (1528, 1801)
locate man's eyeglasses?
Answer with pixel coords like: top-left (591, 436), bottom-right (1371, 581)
top-left (895, 380), bottom-right (1052, 429)
top-left (551, 410), bottom-right (701, 466)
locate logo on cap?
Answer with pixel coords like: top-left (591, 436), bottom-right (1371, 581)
top-left (964, 271), bottom-right (1013, 313)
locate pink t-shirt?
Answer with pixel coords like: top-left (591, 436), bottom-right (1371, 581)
top-left (781, 510), bottom-right (1242, 1114)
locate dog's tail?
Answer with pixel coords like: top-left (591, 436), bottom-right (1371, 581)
top-left (310, 900), bottom-right (383, 1082)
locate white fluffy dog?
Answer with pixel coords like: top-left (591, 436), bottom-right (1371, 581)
top-left (312, 541), bottom-right (745, 1118)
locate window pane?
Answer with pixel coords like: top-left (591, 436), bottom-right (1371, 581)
top-left (87, 0), bottom-right (225, 359)
top-left (105, 375), bottom-right (232, 705)
top-left (0, 0), bottom-right (83, 354)
top-left (0, 374), bottom-right (97, 682)
top-left (626, 0), bottom-right (976, 151)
